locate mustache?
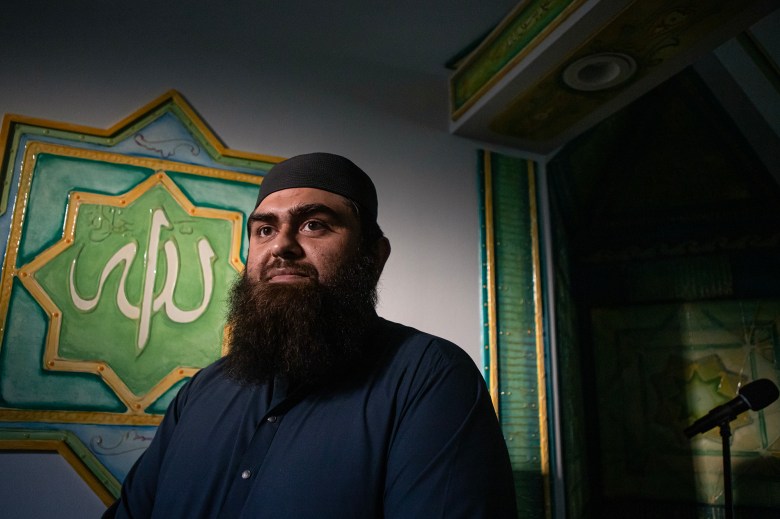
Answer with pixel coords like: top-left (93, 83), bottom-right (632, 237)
top-left (259, 259), bottom-right (318, 279)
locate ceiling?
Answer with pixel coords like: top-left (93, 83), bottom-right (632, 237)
top-left (2, 1), bottom-right (777, 157)
top-left (1, 1), bottom-right (518, 79)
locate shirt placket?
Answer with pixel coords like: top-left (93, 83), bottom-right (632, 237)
top-left (217, 376), bottom-right (294, 518)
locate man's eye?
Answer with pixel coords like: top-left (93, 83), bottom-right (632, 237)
top-left (256, 226), bottom-right (274, 237)
top-left (303, 221), bottom-right (326, 232)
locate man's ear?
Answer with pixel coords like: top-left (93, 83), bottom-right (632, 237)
top-left (373, 237), bottom-right (391, 280)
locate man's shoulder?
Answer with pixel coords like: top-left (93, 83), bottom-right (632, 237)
top-left (174, 357), bottom-right (240, 401)
top-left (371, 317), bottom-right (479, 375)
top-left (365, 318), bottom-right (492, 419)
top-left (190, 356), bottom-right (230, 383)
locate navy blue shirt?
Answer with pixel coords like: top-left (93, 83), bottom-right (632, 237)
top-left (107, 318), bottom-right (517, 518)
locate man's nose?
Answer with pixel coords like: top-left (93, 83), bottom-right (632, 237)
top-left (271, 227), bottom-right (303, 259)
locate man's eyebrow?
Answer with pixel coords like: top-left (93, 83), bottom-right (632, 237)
top-left (248, 203), bottom-right (345, 226)
top-left (247, 211), bottom-right (277, 226)
top-left (288, 203), bottom-right (343, 220)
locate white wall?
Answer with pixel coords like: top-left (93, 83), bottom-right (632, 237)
top-left (0, 19), bottom-right (485, 368)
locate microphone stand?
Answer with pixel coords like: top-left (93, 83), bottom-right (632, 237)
top-left (684, 379), bottom-right (780, 517)
top-left (719, 421), bottom-right (734, 519)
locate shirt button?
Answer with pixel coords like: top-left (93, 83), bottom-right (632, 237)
top-left (266, 415), bottom-right (278, 423)
top-left (241, 470), bottom-right (251, 479)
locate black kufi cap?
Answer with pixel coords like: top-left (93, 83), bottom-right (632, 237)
top-left (256, 153), bottom-right (378, 221)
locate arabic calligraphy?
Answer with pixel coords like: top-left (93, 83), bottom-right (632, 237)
top-left (69, 207), bottom-right (216, 353)
top-left (91, 430), bottom-right (154, 456)
top-left (134, 133), bottom-right (201, 158)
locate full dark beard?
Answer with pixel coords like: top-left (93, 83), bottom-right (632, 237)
top-left (223, 251), bottom-right (379, 386)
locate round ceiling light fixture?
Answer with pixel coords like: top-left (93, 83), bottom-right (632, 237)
top-left (562, 52), bottom-right (637, 91)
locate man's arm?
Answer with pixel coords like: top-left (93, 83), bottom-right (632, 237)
top-left (102, 378), bottom-right (191, 518)
top-left (383, 340), bottom-right (517, 518)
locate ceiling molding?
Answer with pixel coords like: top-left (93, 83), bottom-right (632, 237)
top-left (450, 0), bottom-right (778, 154)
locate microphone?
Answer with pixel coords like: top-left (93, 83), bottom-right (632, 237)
top-left (684, 378), bottom-right (779, 438)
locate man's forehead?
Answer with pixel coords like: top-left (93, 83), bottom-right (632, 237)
top-left (252, 187), bottom-right (354, 215)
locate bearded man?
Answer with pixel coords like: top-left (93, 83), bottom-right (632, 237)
top-left (105, 153), bottom-right (517, 518)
